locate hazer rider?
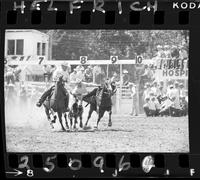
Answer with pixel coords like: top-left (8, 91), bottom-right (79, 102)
top-left (36, 62), bottom-right (70, 108)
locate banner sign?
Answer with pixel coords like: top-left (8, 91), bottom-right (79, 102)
top-left (154, 58), bottom-right (188, 80)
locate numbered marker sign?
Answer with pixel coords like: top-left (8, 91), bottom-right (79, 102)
top-left (136, 55), bottom-right (143, 64)
top-left (80, 56), bottom-right (87, 64)
top-left (110, 56), bottom-right (118, 64)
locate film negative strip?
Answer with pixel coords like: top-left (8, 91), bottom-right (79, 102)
top-left (1, 0), bottom-right (200, 178)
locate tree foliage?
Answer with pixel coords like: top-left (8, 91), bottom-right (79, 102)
top-left (43, 30), bottom-right (189, 60)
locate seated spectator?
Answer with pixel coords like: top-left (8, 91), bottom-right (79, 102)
top-left (151, 96), bottom-right (161, 116)
top-left (159, 97), bottom-right (173, 116)
top-left (143, 97), bottom-right (157, 117)
top-left (180, 96), bottom-right (188, 116)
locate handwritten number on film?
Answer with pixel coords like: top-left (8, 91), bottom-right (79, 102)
top-left (18, 156), bottom-right (34, 177)
top-left (43, 155), bottom-right (57, 172)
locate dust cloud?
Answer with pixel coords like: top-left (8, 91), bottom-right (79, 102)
top-left (4, 94), bottom-right (100, 130)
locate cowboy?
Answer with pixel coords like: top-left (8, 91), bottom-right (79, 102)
top-left (36, 69), bottom-right (69, 107)
top-left (71, 79), bottom-right (88, 106)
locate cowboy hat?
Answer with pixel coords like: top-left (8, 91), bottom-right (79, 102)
top-left (157, 45), bottom-right (162, 49)
top-left (61, 62), bottom-right (69, 67)
top-left (123, 69), bottom-right (128, 74)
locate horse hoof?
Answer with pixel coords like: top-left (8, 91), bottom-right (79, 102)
top-left (51, 120), bottom-right (56, 123)
top-left (108, 122), bottom-right (112, 127)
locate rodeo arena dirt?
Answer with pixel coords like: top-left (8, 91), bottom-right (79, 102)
top-left (4, 30), bottom-right (189, 152)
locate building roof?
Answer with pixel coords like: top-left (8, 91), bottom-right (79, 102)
top-left (6, 29), bottom-right (49, 38)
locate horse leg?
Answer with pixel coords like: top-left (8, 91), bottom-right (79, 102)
top-left (45, 107), bottom-right (54, 129)
top-left (96, 109), bottom-right (105, 129)
top-left (58, 111), bottom-right (65, 131)
top-left (73, 116), bottom-right (77, 129)
top-left (64, 113), bottom-right (69, 129)
top-left (108, 109), bottom-right (112, 127)
top-left (84, 107), bottom-right (93, 127)
top-left (79, 115), bottom-right (83, 128)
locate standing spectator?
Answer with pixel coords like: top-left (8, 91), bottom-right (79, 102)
top-left (129, 83), bottom-right (139, 116)
top-left (93, 65), bottom-right (102, 84)
top-left (156, 45), bottom-right (165, 58)
top-left (70, 68), bottom-right (78, 83)
top-left (84, 65), bottom-right (93, 82)
top-left (143, 83), bottom-right (152, 101)
top-left (5, 67), bottom-right (15, 85)
top-left (179, 45), bottom-right (188, 60)
top-left (171, 45), bottom-right (180, 59)
top-left (179, 83), bottom-right (186, 98)
top-left (163, 45), bottom-right (171, 58)
top-left (76, 66), bottom-right (85, 82)
top-left (43, 65), bottom-right (56, 82)
top-left (111, 72), bottom-right (120, 84)
top-left (53, 62), bottom-right (70, 83)
top-left (151, 81), bottom-right (159, 96)
top-left (122, 69), bottom-right (130, 85)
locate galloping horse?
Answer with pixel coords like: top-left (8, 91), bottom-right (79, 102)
top-left (82, 82), bottom-right (117, 128)
top-left (43, 77), bottom-right (69, 131)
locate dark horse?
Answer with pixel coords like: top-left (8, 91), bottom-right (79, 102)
top-left (43, 77), bottom-right (69, 131)
top-left (68, 94), bottom-right (84, 129)
top-left (82, 82), bottom-right (117, 128)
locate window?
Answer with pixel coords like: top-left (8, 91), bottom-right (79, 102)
top-left (7, 40), bottom-right (15, 55)
top-left (37, 42), bottom-right (41, 55)
top-left (42, 43), bottom-right (46, 56)
top-left (16, 39), bottom-right (24, 55)
top-left (7, 39), bottom-right (24, 55)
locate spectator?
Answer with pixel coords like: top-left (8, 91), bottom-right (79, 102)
top-left (84, 65), bottom-right (93, 82)
top-left (129, 83), bottom-right (139, 116)
top-left (143, 97), bottom-right (156, 117)
top-left (111, 72), bottom-right (120, 83)
top-left (163, 45), bottom-right (171, 58)
top-left (122, 69), bottom-right (130, 85)
top-left (171, 45), bottom-right (180, 59)
top-left (156, 45), bottom-right (165, 58)
top-left (180, 96), bottom-right (188, 116)
top-left (179, 83), bottom-right (186, 98)
top-left (70, 68), bottom-right (78, 83)
top-left (93, 65), bottom-right (102, 84)
top-left (179, 45), bottom-right (188, 60)
top-left (43, 65), bottom-right (56, 82)
top-left (76, 66), bottom-right (85, 82)
top-left (151, 81), bottom-right (159, 96)
top-left (53, 62), bottom-right (70, 83)
top-left (143, 83), bottom-right (152, 101)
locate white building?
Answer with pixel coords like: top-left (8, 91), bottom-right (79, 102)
top-left (5, 29), bottom-right (50, 61)
top-left (5, 30), bottom-right (50, 82)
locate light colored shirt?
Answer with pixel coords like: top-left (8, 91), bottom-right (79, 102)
top-left (70, 72), bottom-right (78, 82)
top-left (76, 71), bottom-right (85, 81)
